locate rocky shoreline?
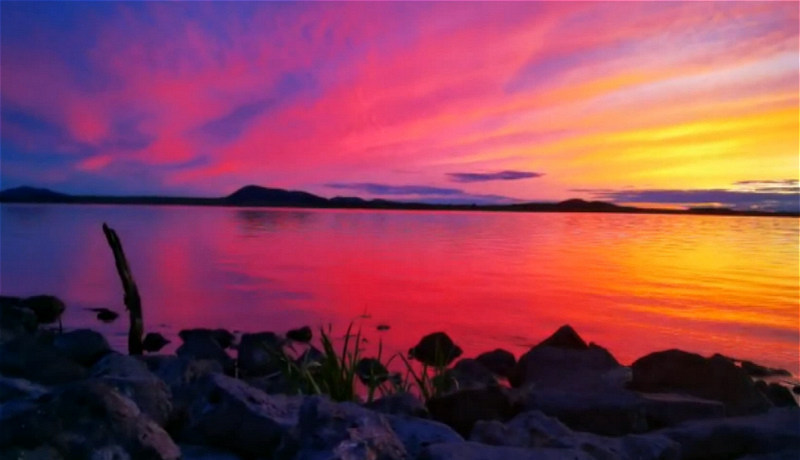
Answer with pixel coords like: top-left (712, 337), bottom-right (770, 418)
top-left (1, 294), bottom-right (798, 460)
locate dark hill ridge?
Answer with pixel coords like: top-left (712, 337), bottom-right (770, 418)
top-left (0, 186), bottom-right (69, 201)
top-left (0, 185), bottom-right (796, 217)
top-left (225, 185), bottom-right (329, 206)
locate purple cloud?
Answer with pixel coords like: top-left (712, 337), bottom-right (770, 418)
top-left (447, 170), bottom-right (544, 183)
top-left (575, 187), bottom-right (800, 212)
top-left (325, 182), bottom-right (519, 205)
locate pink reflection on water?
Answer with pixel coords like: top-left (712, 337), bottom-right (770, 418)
top-left (1, 204), bottom-right (797, 374)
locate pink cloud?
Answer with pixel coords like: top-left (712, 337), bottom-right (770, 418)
top-left (1, 1), bottom-right (796, 199)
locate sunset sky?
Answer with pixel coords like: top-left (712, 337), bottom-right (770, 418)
top-left (1, 1), bottom-right (798, 210)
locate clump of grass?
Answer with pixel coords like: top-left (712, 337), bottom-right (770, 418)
top-left (269, 324), bottom-right (458, 403)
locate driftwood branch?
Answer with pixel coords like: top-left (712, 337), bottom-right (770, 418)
top-left (102, 223), bottom-right (143, 355)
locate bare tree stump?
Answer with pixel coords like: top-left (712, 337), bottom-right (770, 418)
top-left (102, 223), bottom-right (144, 355)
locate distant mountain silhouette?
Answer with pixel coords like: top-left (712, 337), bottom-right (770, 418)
top-left (0, 185), bottom-right (795, 217)
top-left (0, 186), bottom-right (70, 202)
top-left (225, 185), bottom-right (329, 207)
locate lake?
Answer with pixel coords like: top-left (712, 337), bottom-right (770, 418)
top-left (1, 204), bottom-right (798, 374)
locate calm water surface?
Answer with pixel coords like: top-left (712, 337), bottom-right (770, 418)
top-left (1, 204), bottom-right (798, 373)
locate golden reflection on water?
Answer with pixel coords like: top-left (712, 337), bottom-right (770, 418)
top-left (1, 205), bottom-right (798, 373)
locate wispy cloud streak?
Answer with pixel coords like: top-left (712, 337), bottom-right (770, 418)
top-left (447, 170), bottom-right (544, 183)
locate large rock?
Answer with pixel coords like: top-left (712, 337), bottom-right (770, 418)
top-left (0, 376), bottom-right (48, 403)
top-left (91, 353), bottom-right (173, 427)
top-left (470, 410), bottom-right (680, 460)
top-left (418, 442), bottom-right (595, 460)
top-left (475, 349), bottom-right (516, 379)
top-left (470, 410), bottom-right (573, 448)
top-left (740, 360), bottom-right (792, 378)
top-left (630, 350), bottom-right (772, 415)
top-left (176, 330), bottom-right (235, 375)
top-left (537, 325), bottom-right (588, 349)
top-left (386, 414), bottom-right (464, 457)
top-left (656, 407), bottom-right (800, 459)
top-left (236, 331), bottom-right (284, 377)
top-left (409, 332), bottom-right (463, 367)
top-left (181, 373), bottom-right (301, 458)
top-left (179, 329), bottom-right (235, 349)
top-left (0, 380), bottom-right (180, 459)
top-left (516, 386), bottom-right (728, 435)
top-left (0, 302), bottom-right (37, 344)
top-left (427, 386), bottom-right (517, 437)
top-left (20, 295), bottom-right (65, 324)
top-left (366, 392), bottom-right (429, 418)
top-left (438, 359), bottom-right (497, 392)
top-left (180, 444), bottom-right (244, 460)
top-left (52, 329), bottom-right (111, 366)
top-left (139, 355), bottom-right (222, 389)
top-left (510, 326), bottom-right (622, 389)
top-left (640, 392), bottom-right (726, 429)
top-left (755, 381), bottom-right (798, 408)
top-left (0, 336), bottom-right (87, 385)
top-left (142, 333), bottom-right (171, 353)
top-left (138, 354), bottom-right (223, 427)
top-left (282, 396), bottom-right (407, 460)
top-left (515, 387), bottom-right (648, 436)
top-left (0, 445), bottom-right (63, 460)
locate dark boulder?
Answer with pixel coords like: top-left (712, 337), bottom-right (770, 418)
top-left (409, 332), bottom-right (462, 367)
top-left (741, 360), bottom-right (792, 377)
top-left (356, 357), bottom-right (390, 386)
top-left (236, 331), bottom-right (283, 377)
top-left (178, 328), bottom-right (235, 349)
top-left (138, 354), bottom-right (223, 428)
top-left (0, 296), bottom-right (22, 307)
top-left (180, 444), bottom-right (244, 460)
top-left (418, 441), bottom-right (594, 460)
top-left (510, 334), bottom-right (622, 389)
top-left (470, 410), bottom-right (680, 460)
top-left (475, 349), bottom-right (516, 379)
top-left (656, 407), bottom-right (800, 460)
top-left (640, 392), bottom-right (726, 428)
top-left (143, 332), bottom-right (171, 353)
top-left (281, 396), bottom-right (407, 459)
top-left (176, 330), bottom-right (235, 375)
top-left (437, 358), bottom-right (497, 393)
top-left (366, 392), bottom-right (429, 418)
top-left (0, 303), bottom-right (37, 343)
top-left (755, 381), bottom-right (797, 407)
top-left (86, 307), bottom-right (119, 323)
top-left (515, 387), bottom-right (648, 436)
top-left (181, 373), bottom-right (301, 458)
top-left (630, 349), bottom-right (772, 415)
top-left (427, 386), bottom-right (517, 437)
top-left (20, 295), bottom-right (65, 324)
top-left (536, 324), bottom-right (589, 349)
top-left (91, 353), bottom-right (173, 427)
top-left (386, 414), bottom-right (464, 457)
top-left (139, 354), bottom-right (223, 391)
top-left (286, 325), bottom-right (312, 343)
top-left (52, 328), bottom-right (111, 366)
top-left (296, 345), bottom-right (325, 366)
top-left (0, 376), bottom-right (48, 403)
top-left (0, 336), bottom-right (86, 385)
top-left (0, 380), bottom-right (180, 459)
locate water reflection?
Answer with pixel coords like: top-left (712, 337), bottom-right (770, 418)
top-left (1, 204), bottom-right (797, 373)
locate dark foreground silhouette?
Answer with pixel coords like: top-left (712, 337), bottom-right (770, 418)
top-left (1, 298), bottom-right (798, 459)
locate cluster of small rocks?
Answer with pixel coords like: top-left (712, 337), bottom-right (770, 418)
top-left (1, 295), bottom-right (798, 459)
